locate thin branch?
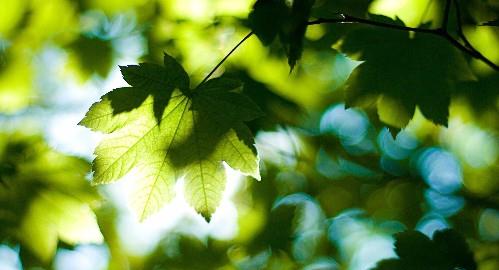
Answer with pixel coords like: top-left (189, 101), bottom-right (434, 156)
top-left (198, 31), bottom-right (254, 87)
top-left (442, 0), bottom-right (452, 30)
top-left (199, 9), bottom-right (497, 86)
top-left (453, 0), bottom-right (471, 47)
top-left (308, 14), bottom-right (499, 71)
top-left (452, 0), bottom-right (497, 69)
top-left (308, 15), bottom-right (436, 34)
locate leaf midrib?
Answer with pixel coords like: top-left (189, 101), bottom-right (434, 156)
top-left (139, 97), bottom-right (191, 220)
top-left (94, 96), bottom-right (188, 182)
top-left (191, 109), bottom-right (210, 215)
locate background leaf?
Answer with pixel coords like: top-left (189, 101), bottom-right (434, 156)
top-left (248, 0), bottom-right (288, 45)
top-left (372, 229), bottom-right (477, 270)
top-left (337, 15), bottom-right (475, 128)
top-left (0, 133), bottom-right (102, 264)
top-left (248, 0), bottom-right (316, 70)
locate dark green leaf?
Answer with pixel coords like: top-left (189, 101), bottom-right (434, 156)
top-left (248, 0), bottom-right (288, 45)
top-left (248, 0), bottom-right (316, 70)
top-left (281, 0), bottom-right (316, 70)
top-left (338, 15), bottom-right (475, 128)
top-left (433, 229), bottom-right (477, 270)
top-left (372, 229), bottom-right (477, 270)
top-left (393, 230), bottom-right (436, 261)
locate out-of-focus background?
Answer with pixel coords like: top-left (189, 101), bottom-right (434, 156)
top-left (0, 0), bottom-right (498, 269)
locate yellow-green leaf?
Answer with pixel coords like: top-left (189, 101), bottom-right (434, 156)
top-left (80, 54), bottom-right (263, 221)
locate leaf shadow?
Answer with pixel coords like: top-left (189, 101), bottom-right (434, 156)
top-left (167, 103), bottom-right (257, 170)
top-left (108, 87), bottom-right (174, 125)
top-left (110, 54), bottom-right (190, 124)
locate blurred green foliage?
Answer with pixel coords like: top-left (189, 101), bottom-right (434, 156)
top-left (0, 132), bottom-right (102, 266)
top-left (0, 0), bottom-right (498, 270)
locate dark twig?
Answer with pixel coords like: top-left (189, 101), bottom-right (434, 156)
top-left (198, 31), bottom-right (254, 86)
top-left (442, 0), bottom-right (452, 30)
top-left (199, 8), bottom-right (497, 85)
top-left (453, 0), bottom-right (472, 48)
top-left (308, 15), bottom-right (436, 34)
top-left (452, 0), bottom-right (497, 69)
top-left (308, 13), bottom-right (499, 71)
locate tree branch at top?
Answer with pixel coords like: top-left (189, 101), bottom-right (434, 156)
top-left (200, 8), bottom-right (497, 83)
top-left (442, 0), bottom-right (452, 30)
top-left (308, 13), bottom-right (499, 71)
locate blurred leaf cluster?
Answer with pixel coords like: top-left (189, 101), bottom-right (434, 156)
top-left (0, 132), bottom-right (101, 266)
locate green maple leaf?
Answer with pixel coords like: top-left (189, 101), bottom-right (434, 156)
top-left (338, 15), bottom-right (475, 128)
top-left (80, 54), bottom-right (263, 221)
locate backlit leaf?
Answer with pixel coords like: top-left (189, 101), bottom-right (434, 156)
top-left (80, 54), bottom-right (263, 221)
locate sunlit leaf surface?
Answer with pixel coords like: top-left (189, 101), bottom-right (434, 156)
top-left (81, 54), bottom-right (262, 220)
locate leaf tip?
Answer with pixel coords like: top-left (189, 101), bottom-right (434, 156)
top-left (429, 115), bottom-right (448, 128)
top-left (118, 65), bottom-right (128, 76)
top-left (200, 211), bottom-right (212, 223)
top-left (163, 51), bottom-right (176, 66)
top-left (137, 211), bottom-right (151, 223)
top-left (251, 162), bottom-right (262, 181)
top-left (288, 60), bottom-right (297, 74)
top-left (387, 126), bottom-right (401, 139)
top-left (77, 119), bottom-right (85, 127)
